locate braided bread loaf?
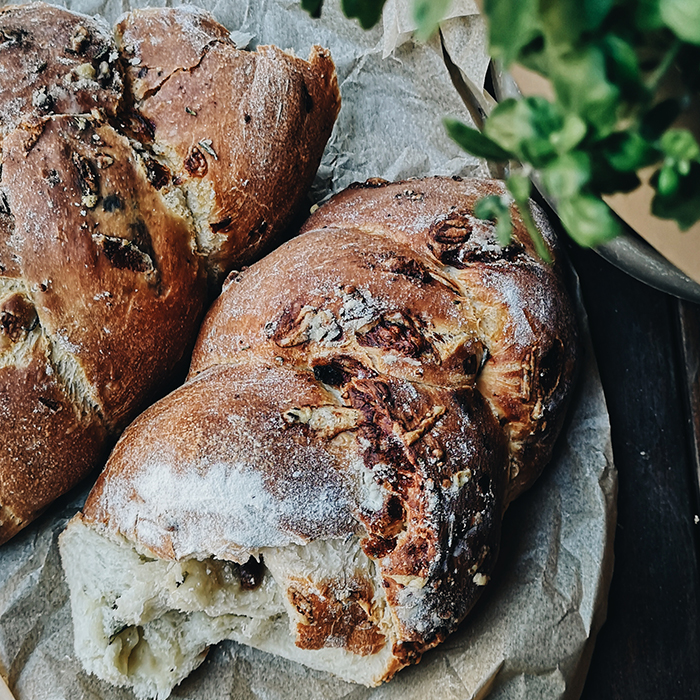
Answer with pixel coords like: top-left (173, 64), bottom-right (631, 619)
top-left (0, 3), bottom-right (340, 543)
top-left (60, 176), bottom-right (579, 697)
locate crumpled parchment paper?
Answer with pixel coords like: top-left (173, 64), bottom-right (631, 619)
top-left (0, 2), bottom-right (617, 699)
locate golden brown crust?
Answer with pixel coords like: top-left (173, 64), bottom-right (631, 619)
top-left (0, 2), bottom-right (123, 139)
top-left (287, 574), bottom-right (387, 655)
top-left (115, 6), bottom-right (233, 101)
top-left (82, 363), bottom-right (361, 560)
top-left (117, 7), bottom-right (341, 279)
top-left (298, 177), bottom-right (579, 501)
top-left (2, 115), bottom-right (206, 428)
top-left (0, 333), bottom-right (107, 542)
top-left (0, 207), bottom-right (20, 279)
top-left (189, 226), bottom-right (485, 388)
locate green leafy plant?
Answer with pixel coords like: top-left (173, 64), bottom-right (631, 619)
top-left (301, 0), bottom-right (450, 36)
top-left (302, 0), bottom-right (700, 254)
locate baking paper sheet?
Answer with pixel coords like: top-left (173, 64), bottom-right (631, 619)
top-left (0, 1), bottom-right (616, 699)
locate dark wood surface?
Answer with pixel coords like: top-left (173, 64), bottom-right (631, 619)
top-left (567, 245), bottom-right (700, 700)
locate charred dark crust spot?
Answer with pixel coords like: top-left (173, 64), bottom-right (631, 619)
top-left (239, 556), bottom-right (265, 590)
top-left (184, 146), bottom-right (208, 178)
top-left (248, 219), bottom-right (267, 242)
top-left (357, 313), bottom-right (434, 360)
top-left (0, 26), bottom-right (29, 49)
top-left (538, 338), bottom-right (565, 396)
top-left (386, 256), bottom-right (434, 285)
top-left (462, 354), bottom-right (478, 375)
top-left (460, 243), bottom-right (526, 265)
top-left (130, 218), bottom-right (157, 266)
top-left (244, 113), bottom-right (251, 124)
top-left (313, 362), bottom-right (348, 387)
top-left (391, 640), bottom-right (426, 665)
top-left (96, 61), bottom-right (115, 88)
top-left (68, 24), bottom-right (91, 55)
top-left (300, 80), bottom-right (314, 113)
top-left (349, 177), bottom-right (390, 190)
top-left (125, 113), bottom-right (155, 142)
top-left (98, 237), bottom-right (152, 272)
top-left (32, 87), bottom-right (54, 114)
top-left (363, 494), bottom-right (405, 541)
top-left (312, 357), bottom-right (377, 387)
top-left (0, 190), bottom-right (10, 215)
top-left (102, 193), bottom-right (123, 212)
top-left (71, 152), bottom-right (99, 206)
top-left (93, 220), bottom-right (156, 275)
top-left (211, 216), bottom-right (233, 233)
top-left (0, 26), bottom-right (30, 50)
top-left (362, 535), bottom-right (398, 559)
top-left (139, 152), bottom-right (170, 189)
top-left (38, 396), bottom-right (61, 412)
top-left (0, 293), bottom-right (38, 341)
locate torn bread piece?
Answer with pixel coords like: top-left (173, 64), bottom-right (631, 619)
top-left (116, 6), bottom-right (341, 281)
top-left (60, 177), bottom-right (579, 697)
top-left (61, 362), bottom-right (506, 697)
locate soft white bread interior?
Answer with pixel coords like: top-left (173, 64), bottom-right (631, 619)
top-left (61, 516), bottom-right (399, 698)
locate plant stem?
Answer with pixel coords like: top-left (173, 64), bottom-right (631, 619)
top-left (646, 39), bottom-right (682, 93)
top-left (517, 200), bottom-right (553, 263)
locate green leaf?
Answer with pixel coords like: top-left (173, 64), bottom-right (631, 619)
top-left (600, 34), bottom-right (645, 100)
top-left (589, 153), bottom-right (642, 194)
top-left (413, 0), bottom-right (452, 42)
top-left (474, 195), bottom-right (513, 245)
top-left (636, 0), bottom-right (664, 30)
top-left (660, 0), bottom-right (700, 44)
top-left (651, 161), bottom-right (700, 228)
top-left (602, 131), bottom-right (659, 172)
top-left (444, 118), bottom-right (513, 161)
top-left (557, 194), bottom-right (621, 246)
top-left (550, 113), bottom-right (588, 153)
top-left (506, 173), bottom-right (532, 202)
top-left (483, 97), bottom-right (562, 167)
top-left (538, 0), bottom-right (613, 46)
top-left (301, 0), bottom-right (324, 18)
top-left (548, 47), bottom-right (621, 136)
top-left (340, 0), bottom-right (387, 29)
top-left (583, 0), bottom-right (615, 29)
top-left (474, 195), bottom-right (507, 220)
top-left (660, 128), bottom-right (700, 162)
top-left (542, 152), bottom-right (591, 200)
top-left (657, 164), bottom-right (680, 195)
top-left (504, 174), bottom-right (552, 262)
top-left (483, 0), bottom-right (542, 66)
top-left (539, 0), bottom-right (585, 47)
